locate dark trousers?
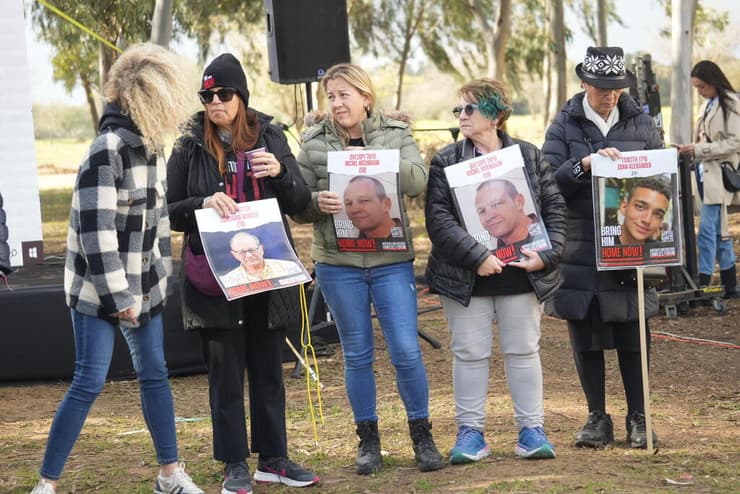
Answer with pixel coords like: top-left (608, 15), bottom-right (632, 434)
top-left (568, 300), bottom-right (650, 416)
top-left (198, 320), bottom-right (288, 463)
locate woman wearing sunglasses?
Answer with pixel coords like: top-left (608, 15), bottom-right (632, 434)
top-left (166, 53), bottom-right (317, 494)
top-left (425, 78), bottom-right (566, 464)
top-left (293, 63), bottom-right (445, 475)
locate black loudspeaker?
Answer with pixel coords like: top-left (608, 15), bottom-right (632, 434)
top-left (264, 0), bottom-right (350, 84)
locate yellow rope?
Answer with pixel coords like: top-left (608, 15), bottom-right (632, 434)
top-left (37, 0), bottom-right (122, 54)
top-left (299, 283), bottom-right (324, 444)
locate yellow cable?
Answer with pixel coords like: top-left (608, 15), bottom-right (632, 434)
top-left (299, 283), bottom-right (324, 444)
top-left (37, 0), bottom-right (122, 54)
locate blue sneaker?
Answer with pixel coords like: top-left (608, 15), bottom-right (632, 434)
top-left (449, 426), bottom-right (491, 464)
top-left (515, 426), bottom-right (556, 459)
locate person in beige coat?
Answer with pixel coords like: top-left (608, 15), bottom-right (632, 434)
top-left (677, 60), bottom-right (739, 299)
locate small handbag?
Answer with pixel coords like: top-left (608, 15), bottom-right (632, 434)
top-left (183, 236), bottom-right (222, 297)
top-left (720, 161), bottom-right (740, 192)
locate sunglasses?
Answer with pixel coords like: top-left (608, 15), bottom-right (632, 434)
top-left (198, 87), bottom-right (237, 104)
top-left (452, 103), bottom-right (480, 118)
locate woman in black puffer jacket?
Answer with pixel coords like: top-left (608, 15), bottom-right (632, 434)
top-left (542, 46), bottom-right (664, 451)
top-left (426, 78), bottom-right (566, 463)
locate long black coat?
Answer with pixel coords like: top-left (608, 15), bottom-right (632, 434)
top-left (542, 92), bottom-right (664, 322)
top-left (425, 132), bottom-right (566, 307)
top-left (167, 111), bottom-right (310, 330)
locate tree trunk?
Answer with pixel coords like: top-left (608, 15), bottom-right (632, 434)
top-left (670, 0), bottom-right (696, 145)
top-left (543, 0), bottom-right (552, 126)
top-left (548, 0), bottom-right (567, 123)
top-left (81, 73), bottom-right (99, 135)
top-left (150, 0), bottom-right (173, 47)
top-left (597, 0), bottom-right (607, 45)
top-left (492, 0), bottom-right (512, 80)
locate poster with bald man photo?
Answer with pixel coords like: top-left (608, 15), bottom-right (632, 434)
top-left (444, 144), bottom-right (552, 263)
top-left (591, 148), bottom-right (683, 270)
top-left (194, 198), bottom-right (310, 300)
top-left (327, 149), bottom-right (408, 252)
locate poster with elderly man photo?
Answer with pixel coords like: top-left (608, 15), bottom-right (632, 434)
top-left (327, 149), bottom-right (408, 252)
top-left (591, 148), bottom-right (683, 270)
top-left (194, 198), bottom-right (311, 300)
top-left (444, 144), bottom-right (552, 263)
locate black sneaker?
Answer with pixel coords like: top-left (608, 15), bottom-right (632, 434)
top-left (222, 461), bottom-right (252, 494)
top-left (254, 456), bottom-right (319, 487)
top-left (574, 411), bottom-right (614, 448)
top-left (626, 411), bottom-right (659, 449)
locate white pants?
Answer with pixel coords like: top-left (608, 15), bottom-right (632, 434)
top-left (441, 292), bottom-right (544, 431)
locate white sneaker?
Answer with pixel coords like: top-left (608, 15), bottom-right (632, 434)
top-left (154, 463), bottom-right (204, 494)
top-left (30, 479), bottom-right (55, 494)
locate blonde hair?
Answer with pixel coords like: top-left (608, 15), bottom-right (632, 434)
top-left (104, 43), bottom-right (193, 153)
top-left (458, 78), bottom-right (512, 130)
top-left (320, 63), bottom-right (376, 146)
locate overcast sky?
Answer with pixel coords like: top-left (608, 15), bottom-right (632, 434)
top-left (23, 0), bottom-right (737, 105)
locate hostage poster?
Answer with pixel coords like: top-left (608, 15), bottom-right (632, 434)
top-left (591, 148), bottom-right (682, 270)
top-left (327, 149), bottom-right (408, 252)
top-left (194, 198), bottom-right (311, 300)
top-left (444, 145), bottom-right (551, 263)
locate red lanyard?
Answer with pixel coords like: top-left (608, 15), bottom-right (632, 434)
top-left (224, 151), bottom-right (261, 202)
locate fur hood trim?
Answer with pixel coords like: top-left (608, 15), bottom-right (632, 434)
top-left (303, 109), bottom-right (412, 127)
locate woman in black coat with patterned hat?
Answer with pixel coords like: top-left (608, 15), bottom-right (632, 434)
top-left (543, 46), bottom-right (664, 450)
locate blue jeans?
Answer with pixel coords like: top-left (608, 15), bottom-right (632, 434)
top-left (40, 310), bottom-right (177, 480)
top-left (315, 261), bottom-right (429, 422)
top-left (698, 204), bottom-right (736, 275)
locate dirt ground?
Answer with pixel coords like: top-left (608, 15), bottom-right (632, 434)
top-left (1, 216), bottom-right (739, 493)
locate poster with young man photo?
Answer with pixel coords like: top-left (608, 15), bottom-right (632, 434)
top-left (591, 148), bottom-right (683, 270)
top-left (327, 149), bottom-right (408, 252)
top-left (444, 144), bottom-right (552, 263)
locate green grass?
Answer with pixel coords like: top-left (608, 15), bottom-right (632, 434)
top-left (35, 138), bottom-right (89, 171)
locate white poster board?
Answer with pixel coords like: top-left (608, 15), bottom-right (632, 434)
top-left (194, 198), bottom-right (311, 301)
top-left (591, 148), bottom-right (682, 270)
top-left (0, 0), bottom-right (44, 267)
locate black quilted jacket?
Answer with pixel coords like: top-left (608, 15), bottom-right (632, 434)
top-left (542, 92), bottom-right (664, 322)
top-left (425, 132), bottom-right (566, 307)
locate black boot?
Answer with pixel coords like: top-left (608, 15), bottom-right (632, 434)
top-left (626, 411), bottom-right (659, 449)
top-left (720, 266), bottom-right (739, 299)
top-left (355, 421), bottom-right (382, 475)
top-left (574, 411), bottom-right (614, 448)
top-left (408, 418), bottom-right (446, 472)
top-left (699, 273), bottom-right (712, 287)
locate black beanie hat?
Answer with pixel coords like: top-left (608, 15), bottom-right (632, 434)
top-left (201, 53), bottom-right (250, 106)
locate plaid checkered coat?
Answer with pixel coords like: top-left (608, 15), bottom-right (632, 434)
top-left (64, 104), bottom-right (171, 328)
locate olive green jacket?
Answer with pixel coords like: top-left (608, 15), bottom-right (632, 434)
top-left (293, 110), bottom-right (427, 267)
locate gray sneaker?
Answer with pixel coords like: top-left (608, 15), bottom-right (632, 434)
top-left (154, 463), bottom-right (204, 494)
top-left (222, 461), bottom-right (252, 494)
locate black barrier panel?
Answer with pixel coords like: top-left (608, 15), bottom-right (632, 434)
top-left (0, 279), bottom-right (206, 382)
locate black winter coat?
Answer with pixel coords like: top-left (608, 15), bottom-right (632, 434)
top-left (542, 92), bottom-right (663, 322)
top-left (167, 111), bottom-right (310, 330)
top-left (425, 133), bottom-right (567, 306)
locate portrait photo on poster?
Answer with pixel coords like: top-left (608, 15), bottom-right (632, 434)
top-left (327, 149), bottom-right (409, 253)
top-left (444, 145), bottom-right (552, 263)
top-left (194, 199), bottom-right (310, 300)
top-left (591, 149), bottom-right (683, 270)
